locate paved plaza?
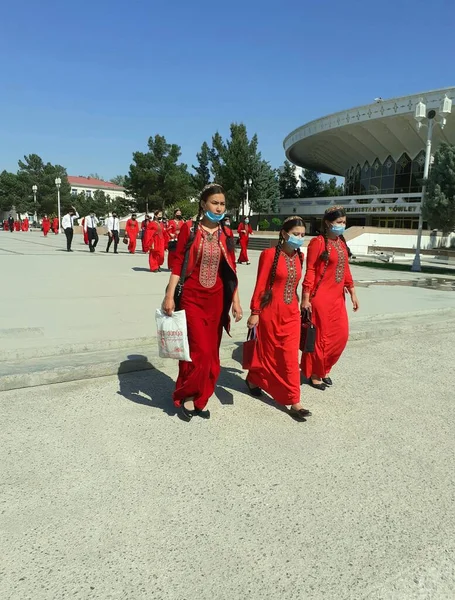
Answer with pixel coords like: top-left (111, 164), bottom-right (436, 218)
top-left (1, 230), bottom-right (455, 599)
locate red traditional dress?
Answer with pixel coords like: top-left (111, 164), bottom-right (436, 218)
top-left (141, 220), bottom-right (153, 253)
top-left (42, 217), bottom-right (51, 236)
top-left (22, 218), bottom-right (29, 231)
top-left (14, 220), bottom-right (21, 231)
top-left (3, 220), bottom-right (8, 231)
top-left (172, 222), bottom-right (238, 411)
top-left (81, 218), bottom-right (89, 244)
top-left (300, 235), bottom-right (354, 379)
top-left (167, 218), bottom-right (184, 270)
top-left (237, 223), bottom-right (253, 263)
top-left (148, 221), bottom-right (165, 271)
top-left (125, 218), bottom-right (139, 253)
top-left (247, 247), bottom-right (303, 405)
top-left (52, 217), bottom-right (59, 234)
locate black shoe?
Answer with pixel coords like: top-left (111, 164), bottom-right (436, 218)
top-left (246, 380), bottom-right (262, 397)
top-left (114, 251), bottom-right (118, 254)
top-left (180, 403), bottom-right (197, 422)
top-left (106, 249), bottom-right (109, 253)
top-left (290, 406), bottom-right (312, 417)
top-left (308, 378), bottom-right (326, 391)
top-left (195, 408), bottom-right (211, 420)
top-left (289, 408), bottom-right (308, 422)
top-left (322, 377), bottom-right (333, 386)
top-left (158, 267), bottom-right (162, 272)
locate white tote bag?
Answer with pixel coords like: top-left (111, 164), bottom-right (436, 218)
top-left (155, 309), bottom-right (192, 362)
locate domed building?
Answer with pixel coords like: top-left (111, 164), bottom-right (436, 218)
top-left (282, 87), bottom-right (455, 232)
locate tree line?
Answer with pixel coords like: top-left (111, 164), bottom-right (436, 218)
top-left (0, 123), bottom-right (343, 220)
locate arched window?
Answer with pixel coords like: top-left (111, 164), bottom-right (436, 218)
top-left (360, 161), bottom-right (371, 194)
top-left (410, 151), bottom-right (425, 193)
top-left (381, 155), bottom-right (396, 194)
top-left (395, 153), bottom-right (412, 194)
top-left (354, 164), bottom-right (361, 194)
top-left (370, 158), bottom-right (382, 193)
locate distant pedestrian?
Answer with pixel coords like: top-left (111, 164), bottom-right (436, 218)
top-left (105, 213), bottom-right (120, 253)
top-left (2, 219), bottom-right (7, 231)
top-left (161, 183), bottom-right (243, 421)
top-left (125, 214), bottom-right (139, 254)
top-left (141, 214), bottom-right (153, 253)
top-left (167, 209), bottom-right (185, 271)
top-left (42, 215), bottom-right (51, 237)
top-left (84, 212), bottom-right (99, 253)
top-left (52, 217), bottom-right (59, 234)
top-left (300, 206), bottom-right (360, 390)
top-left (81, 217), bottom-right (89, 245)
top-left (14, 219), bottom-right (21, 232)
top-left (22, 217), bottom-right (29, 232)
top-left (8, 215), bottom-right (14, 232)
top-left (61, 207), bottom-right (80, 252)
top-left (237, 217), bottom-right (253, 264)
top-left (148, 210), bottom-right (165, 272)
top-left (246, 216), bottom-right (311, 422)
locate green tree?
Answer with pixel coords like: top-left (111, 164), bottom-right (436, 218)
top-left (0, 171), bottom-right (21, 213)
top-left (278, 160), bottom-right (300, 199)
top-left (300, 169), bottom-right (324, 198)
top-left (424, 142), bottom-right (455, 234)
top-left (192, 141), bottom-right (211, 192)
top-left (211, 123), bottom-right (262, 213)
top-left (110, 175), bottom-right (126, 187)
top-left (14, 154), bottom-right (71, 216)
top-left (321, 176), bottom-right (344, 197)
top-left (87, 173), bottom-right (103, 180)
top-left (250, 160), bottom-right (280, 221)
top-left (125, 134), bottom-right (193, 213)
top-left (110, 195), bottom-right (133, 217)
top-left (166, 199), bottom-right (199, 221)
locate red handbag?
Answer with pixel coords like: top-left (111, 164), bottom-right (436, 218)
top-left (242, 327), bottom-right (257, 370)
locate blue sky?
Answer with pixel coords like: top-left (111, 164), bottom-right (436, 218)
top-left (1, 0), bottom-right (454, 180)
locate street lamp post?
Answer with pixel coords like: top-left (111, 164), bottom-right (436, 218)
top-left (411, 95), bottom-right (452, 272)
top-left (32, 184), bottom-right (38, 228)
top-left (55, 177), bottom-right (62, 234)
top-left (243, 178), bottom-right (252, 218)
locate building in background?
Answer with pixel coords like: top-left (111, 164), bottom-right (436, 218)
top-left (282, 87), bottom-right (455, 232)
top-left (67, 176), bottom-right (131, 203)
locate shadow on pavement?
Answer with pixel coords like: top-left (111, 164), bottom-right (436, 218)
top-left (117, 355), bottom-right (176, 416)
top-left (131, 267), bottom-right (151, 272)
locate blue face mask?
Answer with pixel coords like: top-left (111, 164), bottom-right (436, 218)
top-left (331, 224), bottom-right (346, 236)
top-left (286, 234), bottom-right (305, 250)
top-left (205, 211), bottom-right (225, 223)
top-left (245, 219), bottom-right (249, 224)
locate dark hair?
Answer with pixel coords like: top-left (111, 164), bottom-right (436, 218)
top-left (196, 183), bottom-right (235, 251)
top-left (261, 216), bottom-right (305, 308)
top-left (320, 206), bottom-right (350, 261)
top-left (174, 208), bottom-right (181, 215)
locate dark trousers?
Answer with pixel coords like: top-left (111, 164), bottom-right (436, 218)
top-left (65, 227), bottom-right (74, 251)
top-left (106, 231), bottom-right (119, 253)
top-left (87, 227), bottom-right (99, 252)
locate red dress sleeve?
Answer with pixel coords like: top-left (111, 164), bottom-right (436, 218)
top-left (344, 256), bottom-right (354, 289)
top-left (171, 221), bottom-right (192, 277)
top-left (250, 249), bottom-right (274, 313)
top-left (302, 237), bottom-right (324, 294)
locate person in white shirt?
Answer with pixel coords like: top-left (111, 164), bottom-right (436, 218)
top-left (105, 213), bottom-right (120, 254)
top-left (61, 207), bottom-right (80, 252)
top-left (84, 211), bottom-right (100, 253)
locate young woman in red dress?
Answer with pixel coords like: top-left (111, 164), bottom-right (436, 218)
top-left (246, 217), bottom-right (311, 422)
top-left (162, 184), bottom-right (243, 421)
top-left (42, 215), bottom-right (51, 237)
top-left (141, 215), bottom-right (153, 253)
top-left (167, 208), bottom-right (184, 271)
top-left (301, 206), bottom-right (359, 390)
top-left (148, 210), bottom-right (165, 272)
top-left (52, 217), bottom-right (59, 234)
top-left (237, 217), bottom-right (253, 264)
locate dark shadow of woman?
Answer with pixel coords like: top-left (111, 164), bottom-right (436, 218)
top-left (215, 363), bottom-right (289, 415)
top-left (117, 355), bottom-right (176, 416)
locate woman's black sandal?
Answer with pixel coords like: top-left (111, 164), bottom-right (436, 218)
top-left (246, 380), bottom-right (262, 398)
top-left (308, 378), bottom-right (326, 391)
top-left (322, 377), bottom-right (333, 386)
top-left (289, 408), bottom-right (309, 422)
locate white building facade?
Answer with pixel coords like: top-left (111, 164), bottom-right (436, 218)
top-left (67, 176), bottom-right (131, 202)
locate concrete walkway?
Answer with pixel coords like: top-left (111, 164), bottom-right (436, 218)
top-left (1, 230), bottom-right (455, 391)
top-left (1, 328), bottom-right (455, 599)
